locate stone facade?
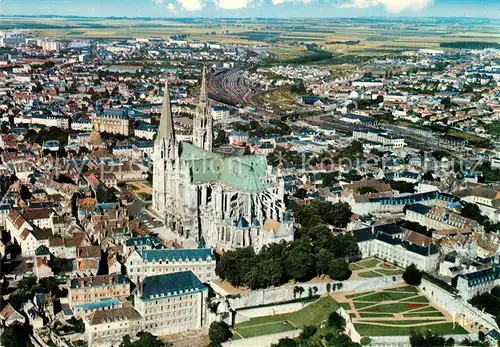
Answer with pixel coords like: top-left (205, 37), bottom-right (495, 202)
top-left (152, 67), bottom-right (292, 252)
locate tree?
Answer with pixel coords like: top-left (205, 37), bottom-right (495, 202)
top-left (403, 264), bottom-right (422, 286)
top-left (272, 338), bottom-right (297, 347)
top-left (1, 323), bottom-right (31, 347)
top-left (327, 258), bottom-right (350, 280)
top-left (479, 331), bottom-right (486, 342)
top-left (293, 188), bottom-right (307, 199)
top-left (360, 337), bottom-right (372, 346)
top-left (316, 248), bottom-right (335, 275)
top-left (121, 332), bottom-right (164, 347)
top-left (20, 185), bottom-right (32, 201)
top-left (209, 321), bottom-right (231, 346)
top-left (299, 325), bottom-right (317, 340)
top-left (327, 311), bottom-right (345, 329)
top-left (409, 331), bottom-right (445, 347)
top-left (284, 245), bottom-right (316, 282)
top-left (461, 203), bottom-right (488, 225)
top-left (358, 187), bottom-right (377, 194)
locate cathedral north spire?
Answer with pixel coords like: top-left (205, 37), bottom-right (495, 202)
top-left (199, 63), bottom-right (208, 103)
top-left (157, 81), bottom-right (175, 142)
top-left (192, 63), bottom-right (213, 152)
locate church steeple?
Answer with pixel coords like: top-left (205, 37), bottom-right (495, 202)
top-left (192, 64), bottom-right (213, 152)
top-left (199, 64), bottom-right (208, 104)
top-left (157, 81), bottom-right (175, 142)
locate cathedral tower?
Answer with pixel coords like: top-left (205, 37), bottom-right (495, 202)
top-left (152, 81), bottom-right (176, 217)
top-left (192, 64), bottom-right (213, 152)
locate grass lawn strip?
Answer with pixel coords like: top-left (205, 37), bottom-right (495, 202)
top-left (345, 291), bottom-right (375, 299)
top-left (376, 269), bottom-right (404, 275)
top-left (403, 312), bottom-right (444, 318)
top-left (404, 306), bottom-right (440, 314)
top-left (354, 322), bottom-right (468, 336)
top-left (383, 286), bottom-right (418, 293)
top-left (358, 271), bottom-right (383, 278)
top-left (359, 302), bottom-right (415, 313)
top-left (400, 295), bottom-right (430, 303)
top-left (339, 302), bottom-right (352, 310)
top-left (358, 312), bottom-right (396, 318)
top-left (354, 291), bottom-right (416, 302)
top-left (356, 258), bottom-right (381, 268)
top-left (235, 321), bottom-right (296, 338)
top-left (354, 302), bottom-right (379, 310)
top-left (349, 263), bottom-right (365, 271)
top-left (356, 319), bottom-right (446, 326)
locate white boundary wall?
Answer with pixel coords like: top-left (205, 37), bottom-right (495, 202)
top-left (215, 276), bottom-right (403, 310)
top-left (222, 330), bottom-right (301, 347)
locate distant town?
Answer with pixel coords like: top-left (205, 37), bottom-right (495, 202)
top-left (0, 16), bottom-right (499, 347)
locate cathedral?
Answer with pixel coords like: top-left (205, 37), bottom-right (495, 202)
top-left (152, 66), bottom-right (293, 252)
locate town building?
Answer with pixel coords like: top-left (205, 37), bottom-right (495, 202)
top-left (84, 304), bottom-right (142, 347)
top-left (68, 274), bottom-right (131, 309)
top-left (125, 248), bottom-right (216, 284)
top-left (92, 109), bottom-right (133, 136)
top-left (354, 223), bottom-right (440, 272)
top-left (405, 204), bottom-right (484, 233)
top-left (134, 271), bottom-right (207, 335)
top-left (456, 264), bottom-right (500, 300)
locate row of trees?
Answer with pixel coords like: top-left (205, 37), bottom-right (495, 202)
top-left (216, 201), bottom-right (357, 289)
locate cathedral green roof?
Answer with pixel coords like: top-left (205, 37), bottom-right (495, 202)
top-left (180, 142), bottom-right (269, 193)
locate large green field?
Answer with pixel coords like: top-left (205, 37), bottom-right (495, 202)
top-left (233, 296), bottom-right (339, 339)
top-left (3, 16), bottom-right (500, 57)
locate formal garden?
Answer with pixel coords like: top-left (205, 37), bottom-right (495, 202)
top-left (348, 257), bottom-right (405, 279)
top-left (336, 285), bottom-right (469, 337)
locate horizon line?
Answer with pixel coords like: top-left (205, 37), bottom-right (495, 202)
top-left (2, 14), bottom-right (500, 20)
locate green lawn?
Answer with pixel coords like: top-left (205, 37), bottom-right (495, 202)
top-left (358, 312), bottom-right (396, 318)
top-left (235, 321), bottom-right (296, 338)
top-left (403, 312), bottom-right (444, 318)
top-left (358, 271), bottom-right (383, 278)
top-left (356, 258), bottom-right (381, 268)
top-left (383, 286), bottom-right (418, 293)
top-left (339, 302), bottom-right (352, 310)
top-left (286, 296), bottom-right (338, 327)
top-left (355, 291), bottom-right (416, 302)
top-left (357, 320), bottom-right (446, 326)
top-left (354, 302), bottom-right (378, 310)
top-left (235, 315), bottom-right (287, 329)
top-left (234, 296), bottom-right (338, 335)
top-left (376, 269), bottom-right (404, 275)
top-left (354, 322), bottom-right (468, 336)
top-left (406, 306), bottom-right (440, 313)
top-left (346, 291), bottom-right (375, 299)
top-left (349, 263), bottom-right (365, 271)
top-left (401, 295), bottom-right (430, 303)
top-left (360, 302), bottom-right (414, 313)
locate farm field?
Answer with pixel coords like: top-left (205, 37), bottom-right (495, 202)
top-left (3, 17), bottom-right (500, 57)
top-left (334, 285), bottom-right (469, 337)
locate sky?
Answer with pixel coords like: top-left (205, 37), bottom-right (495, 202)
top-left (2, 0), bottom-right (500, 18)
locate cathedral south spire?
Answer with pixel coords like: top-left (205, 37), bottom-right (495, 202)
top-left (157, 81), bottom-right (175, 142)
top-left (193, 64), bottom-right (213, 152)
